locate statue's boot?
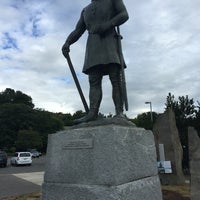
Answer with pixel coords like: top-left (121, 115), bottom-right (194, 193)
top-left (74, 109), bottom-right (98, 124)
top-left (114, 112), bottom-right (125, 119)
top-left (114, 106), bottom-right (126, 119)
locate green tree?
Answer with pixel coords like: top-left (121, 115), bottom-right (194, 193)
top-left (0, 88), bottom-right (64, 153)
top-left (165, 93), bottom-right (195, 126)
top-left (33, 109), bottom-right (64, 152)
top-left (15, 130), bottom-right (43, 151)
top-left (0, 103), bottom-right (35, 151)
top-left (72, 110), bottom-right (86, 120)
top-left (58, 113), bottom-right (74, 126)
top-left (131, 112), bottom-right (158, 130)
top-left (0, 88), bottom-right (34, 108)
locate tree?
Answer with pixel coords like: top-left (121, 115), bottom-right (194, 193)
top-left (15, 130), bottom-right (43, 151)
top-left (32, 110), bottom-right (64, 152)
top-left (72, 110), bottom-right (86, 120)
top-left (56, 112), bottom-right (74, 126)
top-left (0, 103), bottom-right (35, 151)
top-left (131, 112), bottom-right (158, 130)
top-left (165, 93), bottom-right (196, 126)
top-left (0, 88), bottom-right (34, 108)
top-left (0, 89), bottom-right (64, 153)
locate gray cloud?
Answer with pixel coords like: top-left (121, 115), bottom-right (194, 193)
top-left (0, 0), bottom-right (200, 118)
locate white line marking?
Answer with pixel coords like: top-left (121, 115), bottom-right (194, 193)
top-left (13, 172), bottom-right (44, 186)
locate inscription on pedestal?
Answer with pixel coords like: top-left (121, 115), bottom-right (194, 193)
top-left (63, 139), bottom-right (93, 150)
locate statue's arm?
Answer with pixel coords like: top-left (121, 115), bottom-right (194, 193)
top-left (110, 0), bottom-right (129, 26)
top-left (62, 10), bottom-right (86, 55)
top-left (65, 10), bottom-right (86, 45)
top-left (89, 0), bottom-right (129, 35)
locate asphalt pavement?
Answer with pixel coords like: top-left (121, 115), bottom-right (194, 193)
top-left (0, 174), bottom-right (41, 198)
top-left (0, 156), bottom-right (45, 199)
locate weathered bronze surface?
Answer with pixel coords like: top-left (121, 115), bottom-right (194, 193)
top-left (62, 0), bottom-right (129, 124)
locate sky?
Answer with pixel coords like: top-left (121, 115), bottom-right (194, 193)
top-left (0, 0), bottom-right (200, 118)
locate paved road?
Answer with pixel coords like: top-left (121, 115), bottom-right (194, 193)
top-left (0, 156), bottom-right (45, 199)
top-left (0, 156), bottom-right (46, 175)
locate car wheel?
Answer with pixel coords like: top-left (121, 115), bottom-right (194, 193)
top-left (15, 161), bottom-right (18, 166)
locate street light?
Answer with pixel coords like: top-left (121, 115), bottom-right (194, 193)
top-left (145, 101), bottom-right (153, 123)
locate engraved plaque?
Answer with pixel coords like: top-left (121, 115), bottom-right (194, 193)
top-left (63, 139), bottom-right (93, 150)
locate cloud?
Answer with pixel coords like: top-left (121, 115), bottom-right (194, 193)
top-left (0, 0), bottom-right (200, 118)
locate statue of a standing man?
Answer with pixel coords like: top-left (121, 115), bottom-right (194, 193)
top-left (62, 0), bottom-right (129, 124)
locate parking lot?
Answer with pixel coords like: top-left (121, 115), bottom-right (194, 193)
top-left (0, 156), bottom-right (45, 199)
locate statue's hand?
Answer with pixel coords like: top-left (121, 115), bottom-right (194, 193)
top-left (62, 42), bottom-right (70, 58)
top-left (89, 21), bottom-right (112, 35)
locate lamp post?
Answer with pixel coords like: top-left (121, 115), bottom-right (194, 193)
top-left (145, 101), bottom-right (153, 123)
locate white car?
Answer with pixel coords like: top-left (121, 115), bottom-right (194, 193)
top-left (27, 149), bottom-right (40, 158)
top-left (10, 152), bottom-right (32, 166)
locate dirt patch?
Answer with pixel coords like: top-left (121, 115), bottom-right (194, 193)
top-left (0, 193), bottom-right (40, 200)
top-left (162, 184), bottom-right (190, 198)
top-left (163, 190), bottom-right (190, 200)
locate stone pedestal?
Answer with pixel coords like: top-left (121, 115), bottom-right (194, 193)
top-left (41, 124), bottom-right (162, 200)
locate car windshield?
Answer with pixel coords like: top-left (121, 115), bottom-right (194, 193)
top-left (20, 153), bottom-right (31, 157)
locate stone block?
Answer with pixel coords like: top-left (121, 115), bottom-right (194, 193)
top-left (188, 127), bottom-right (200, 200)
top-left (188, 127), bottom-right (200, 161)
top-left (41, 175), bottom-right (162, 200)
top-left (153, 108), bottom-right (185, 185)
top-left (44, 125), bottom-right (158, 186)
top-left (190, 160), bottom-right (200, 200)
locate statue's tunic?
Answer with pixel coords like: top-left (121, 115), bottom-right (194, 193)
top-left (67, 0), bottom-right (128, 74)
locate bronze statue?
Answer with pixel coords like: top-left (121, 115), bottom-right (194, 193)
top-left (62, 0), bottom-right (129, 124)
